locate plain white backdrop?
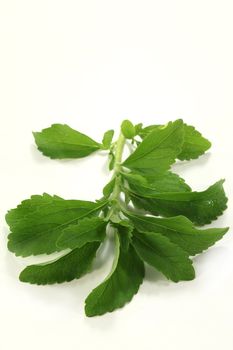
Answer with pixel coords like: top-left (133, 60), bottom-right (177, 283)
top-left (0, 1), bottom-right (233, 349)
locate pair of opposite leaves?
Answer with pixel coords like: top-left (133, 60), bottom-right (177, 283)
top-left (6, 119), bottom-right (228, 316)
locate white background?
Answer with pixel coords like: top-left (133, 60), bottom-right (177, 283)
top-left (0, 1), bottom-right (233, 349)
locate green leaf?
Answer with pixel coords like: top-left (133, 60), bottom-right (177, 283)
top-left (178, 124), bottom-right (211, 160)
top-left (19, 242), bottom-right (100, 285)
top-left (85, 234), bottom-right (144, 317)
top-left (121, 171), bottom-right (191, 196)
top-left (128, 180), bottom-right (228, 225)
top-left (102, 178), bottom-right (116, 198)
top-left (121, 120), bottom-right (136, 139)
top-left (6, 194), bottom-right (108, 257)
top-left (112, 220), bottom-right (133, 251)
top-left (57, 217), bottom-right (107, 249)
top-left (102, 129), bottom-right (114, 150)
top-left (122, 170), bottom-right (191, 215)
top-left (33, 124), bottom-right (101, 159)
top-left (132, 231), bottom-right (195, 282)
top-left (123, 119), bottom-right (184, 173)
top-left (138, 123), bottom-right (211, 160)
top-left (126, 212), bottom-right (229, 256)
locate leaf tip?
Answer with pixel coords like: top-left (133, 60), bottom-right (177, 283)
top-left (32, 131), bottom-right (40, 143)
top-left (19, 270), bottom-right (27, 283)
top-left (222, 226), bottom-right (230, 235)
top-left (84, 304), bottom-right (94, 317)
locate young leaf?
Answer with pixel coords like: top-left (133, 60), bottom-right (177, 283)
top-left (127, 212), bottom-right (229, 256)
top-left (102, 178), bottom-right (116, 198)
top-left (33, 124), bottom-right (101, 159)
top-left (19, 242), bottom-right (100, 285)
top-left (123, 119), bottom-right (184, 173)
top-left (121, 120), bottom-right (136, 139)
top-left (138, 124), bottom-right (160, 138)
top-left (132, 230), bottom-right (195, 282)
top-left (102, 129), bottom-right (114, 150)
top-left (57, 217), bottom-right (107, 250)
top-left (134, 123), bottom-right (143, 136)
top-left (108, 150), bottom-right (115, 170)
top-left (85, 234), bottom-right (144, 317)
top-left (128, 180), bottom-right (228, 225)
top-left (6, 194), bottom-right (108, 257)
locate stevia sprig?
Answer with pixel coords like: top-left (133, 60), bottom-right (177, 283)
top-left (5, 119), bottom-right (229, 317)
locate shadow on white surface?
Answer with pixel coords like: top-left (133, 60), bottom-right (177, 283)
top-left (173, 152), bottom-right (211, 169)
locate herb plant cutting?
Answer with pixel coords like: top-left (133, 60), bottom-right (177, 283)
top-left (5, 119), bottom-right (229, 317)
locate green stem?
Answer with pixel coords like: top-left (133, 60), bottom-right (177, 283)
top-left (111, 133), bottom-right (125, 198)
top-left (105, 132), bottom-right (126, 221)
